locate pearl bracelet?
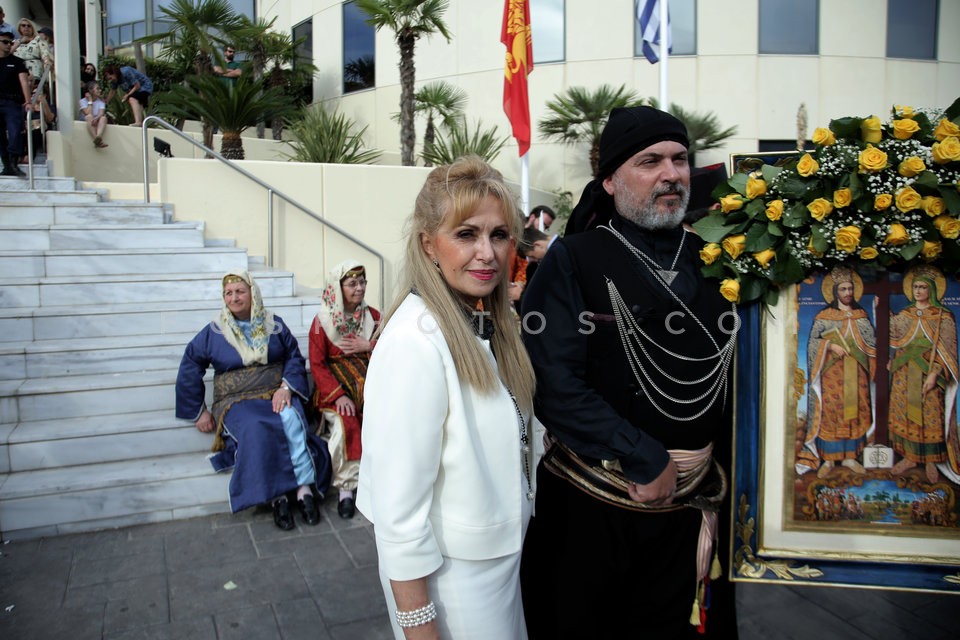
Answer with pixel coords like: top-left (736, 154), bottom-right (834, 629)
top-left (395, 601), bottom-right (437, 628)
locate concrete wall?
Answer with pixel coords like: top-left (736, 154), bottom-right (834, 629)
top-left (257, 0), bottom-right (960, 198)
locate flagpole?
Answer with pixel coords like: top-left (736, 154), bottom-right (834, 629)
top-left (658, 0), bottom-right (668, 107)
top-left (521, 152), bottom-right (530, 219)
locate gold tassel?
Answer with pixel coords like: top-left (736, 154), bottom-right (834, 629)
top-left (689, 596), bottom-right (701, 626)
top-left (710, 552), bottom-right (723, 580)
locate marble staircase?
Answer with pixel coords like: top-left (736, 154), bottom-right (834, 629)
top-left (0, 168), bottom-right (323, 540)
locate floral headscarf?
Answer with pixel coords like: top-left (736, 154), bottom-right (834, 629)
top-left (214, 271), bottom-right (274, 366)
top-left (316, 259), bottom-right (374, 348)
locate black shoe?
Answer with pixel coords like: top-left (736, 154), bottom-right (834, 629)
top-left (273, 498), bottom-right (295, 530)
top-left (1, 165), bottom-right (24, 177)
top-left (298, 494), bottom-right (320, 525)
top-left (337, 496), bottom-right (356, 519)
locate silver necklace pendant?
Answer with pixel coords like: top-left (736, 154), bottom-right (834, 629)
top-left (657, 269), bottom-right (678, 285)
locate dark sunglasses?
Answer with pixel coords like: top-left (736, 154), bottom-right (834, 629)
top-left (0, 40), bottom-right (13, 45)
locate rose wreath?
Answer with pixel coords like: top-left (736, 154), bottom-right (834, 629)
top-left (693, 97), bottom-right (960, 305)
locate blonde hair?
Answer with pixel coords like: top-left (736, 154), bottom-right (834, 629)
top-left (379, 156), bottom-right (535, 412)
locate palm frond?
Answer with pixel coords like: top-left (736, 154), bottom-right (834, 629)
top-left (285, 105), bottom-right (383, 165)
top-left (420, 118), bottom-right (507, 165)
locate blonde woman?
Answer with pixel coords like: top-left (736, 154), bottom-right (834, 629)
top-left (357, 156), bottom-right (539, 639)
top-left (12, 18), bottom-right (51, 80)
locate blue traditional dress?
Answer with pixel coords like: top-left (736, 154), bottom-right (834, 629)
top-left (175, 274), bottom-right (331, 512)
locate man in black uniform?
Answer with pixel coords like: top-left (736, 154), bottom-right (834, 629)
top-left (0, 28), bottom-right (29, 176)
top-left (520, 106), bottom-right (739, 638)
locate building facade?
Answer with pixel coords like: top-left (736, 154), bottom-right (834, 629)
top-left (256, 0), bottom-right (959, 200)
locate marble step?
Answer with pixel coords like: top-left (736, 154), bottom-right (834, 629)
top-left (0, 269), bottom-right (298, 308)
top-left (0, 295), bottom-right (322, 343)
top-left (0, 201), bottom-right (171, 225)
top-left (0, 221), bottom-right (205, 251)
top-left (0, 246), bottom-right (248, 278)
top-left (0, 189), bottom-right (102, 206)
top-left (0, 175), bottom-right (76, 191)
top-left (4, 409), bottom-right (210, 472)
top-left (0, 452), bottom-right (232, 540)
top-left (0, 324), bottom-right (315, 379)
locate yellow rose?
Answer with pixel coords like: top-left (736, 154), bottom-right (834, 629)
top-left (922, 196), bottom-right (946, 217)
top-left (812, 127), bottom-right (835, 146)
top-left (765, 199), bottom-right (784, 221)
top-left (861, 116), bottom-right (883, 143)
top-left (898, 156), bottom-right (926, 177)
top-left (932, 136), bottom-right (960, 164)
top-left (921, 240), bottom-right (942, 260)
top-left (891, 118), bottom-right (920, 140)
top-left (699, 243), bottom-right (722, 265)
top-left (807, 198), bottom-right (834, 221)
top-left (834, 226), bottom-right (862, 253)
top-left (933, 215), bottom-right (960, 240)
top-left (720, 194), bottom-right (744, 213)
top-left (858, 144), bottom-right (888, 172)
top-left (753, 248), bottom-right (776, 269)
top-left (859, 247), bottom-right (879, 260)
top-left (933, 118), bottom-right (960, 141)
top-left (895, 105), bottom-right (915, 118)
top-left (746, 176), bottom-right (767, 200)
top-left (895, 186), bottom-right (922, 212)
top-left (874, 193), bottom-right (893, 210)
top-left (719, 279), bottom-right (740, 303)
top-left (884, 223), bottom-right (909, 246)
top-left (797, 153), bottom-right (819, 177)
top-left (833, 188), bottom-right (852, 209)
top-left (722, 234), bottom-right (747, 259)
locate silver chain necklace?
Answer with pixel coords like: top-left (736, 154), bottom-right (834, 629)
top-left (599, 224), bottom-right (737, 422)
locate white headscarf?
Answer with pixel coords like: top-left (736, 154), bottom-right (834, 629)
top-left (214, 270), bottom-right (275, 366)
top-left (316, 259), bottom-right (375, 348)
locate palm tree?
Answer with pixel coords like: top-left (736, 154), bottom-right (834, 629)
top-left (285, 105), bottom-right (383, 165)
top-left (344, 56), bottom-right (375, 92)
top-left (155, 74), bottom-right (297, 160)
top-left (137, 0), bottom-right (244, 148)
top-left (538, 84), bottom-right (647, 177)
top-left (420, 118), bottom-right (507, 165)
top-left (411, 81), bottom-right (467, 167)
top-left (232, 16), bottom-right (316, 140)
top-left (355, 0), bottom-right (453, 166)
top-left (648, 100), bottom-right (739, 166)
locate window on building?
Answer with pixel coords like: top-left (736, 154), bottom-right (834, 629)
top-left (343, 1), bottom-right (375, 93)
top-left (887, 0), bottom-right (938, 60)
top-left (532, 0), bottom-right (564, 63)
top-left (759, 0), bottom-right (818, 55)
top-left (293, 18), bottom-right (314, 104)
top-left (633, 0), bottom-right (696, 59)
top-left (106, 3), bottom-right (145, 48)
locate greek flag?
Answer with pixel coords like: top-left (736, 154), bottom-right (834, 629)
top-left (637, 0), bottom-right (671, 64)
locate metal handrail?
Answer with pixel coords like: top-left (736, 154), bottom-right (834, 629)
top-left (139, 115), bottom-right (386, 308)
top-left (24, 66), bottom-right (51, 190)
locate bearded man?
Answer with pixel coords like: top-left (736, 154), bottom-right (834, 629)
top-left (519, 106), bottom-right (739, 638)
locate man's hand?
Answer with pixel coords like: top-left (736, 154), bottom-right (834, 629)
top-left (627, 458), bottom-right (678, 505)
top-left (195, 409), bottom-right (215, 433)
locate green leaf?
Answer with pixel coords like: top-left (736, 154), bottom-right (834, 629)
top-left (763, 287), bottom-right (781, 307)
top-left (944, 96), bottom-right (960, 122)
top-left (739, 276), bottom-right (768, 304)
top-left (729, 172), bottom-right (748, 196)
top-left (761, 163), bottom-right (783, 183)
top-left (810, 225), bottom-right (829, 253)
top-left (913, 171), bottom-right (940, 191)
top-left (768, 221), bottom-right (784, 237)
top-left (777, 173), bottom-right (816, 200)
top-left (770, 250), bottom-right (804, 284)
top-left (692, 214), bottom-right (738, 243)
top-left (700, 262), bottom-right (727, 279)
top-left (940, 186), bottom-right (960, 213)
top-left (745, 198), bottom-right (766, 218)
top-left (848, 172), bottom-right (863, 200)
top-left (744, 225), bottom-right (775, 251)
top-left (783, 201), bottom-right (809, 229)
top-left (830, 117), bottom-right (864, 139)
top-left (900, 241), bottom-right (924, 262)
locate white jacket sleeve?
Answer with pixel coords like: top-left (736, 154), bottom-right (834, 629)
top-left (358, 314), bottom-right (449, 581)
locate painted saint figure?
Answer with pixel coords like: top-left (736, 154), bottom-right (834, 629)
top-left (798, 267), bottom-right (876, 478)
top-left (888, 266), bottom-right (960, 485)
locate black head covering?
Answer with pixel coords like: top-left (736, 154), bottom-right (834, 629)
top-left (566, 107), bottom-right (689, 236)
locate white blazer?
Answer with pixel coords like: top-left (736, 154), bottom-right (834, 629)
top-left (357, 293), bottom-right (538, 582)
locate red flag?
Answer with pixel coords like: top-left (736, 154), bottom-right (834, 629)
top-left (502, 0), bottom-right (533, 157)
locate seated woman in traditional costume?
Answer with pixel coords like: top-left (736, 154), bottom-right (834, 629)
top-left (309, 260), bottom-right (380, 519)
top-left (176, 271), bottom-right (332, 530)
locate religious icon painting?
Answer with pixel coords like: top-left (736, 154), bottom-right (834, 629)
top-left (731, 264), bottom-right (960, 593)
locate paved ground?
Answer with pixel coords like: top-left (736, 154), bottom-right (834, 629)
top-left (1, 498), bottom-right (957, 639)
